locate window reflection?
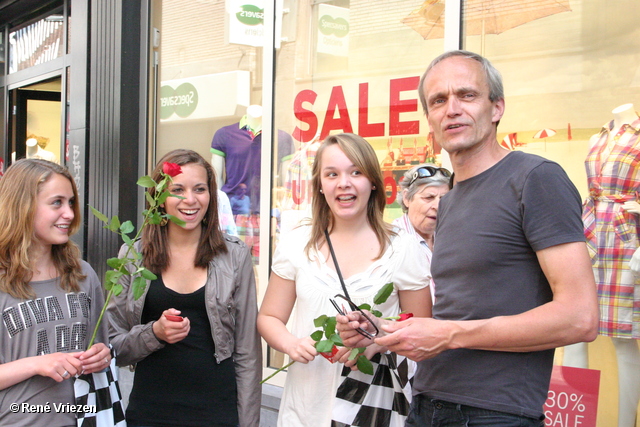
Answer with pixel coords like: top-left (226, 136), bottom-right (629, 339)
top-left (9, 15), bottom-right (64, 73)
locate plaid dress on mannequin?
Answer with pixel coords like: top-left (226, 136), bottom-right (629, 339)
top-left (583, 116), bottom-right (640, 338)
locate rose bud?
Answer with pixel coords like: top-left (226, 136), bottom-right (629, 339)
top-left (162, 162), bottom-right (182, 177)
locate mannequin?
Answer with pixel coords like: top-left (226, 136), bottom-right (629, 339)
top-left (566, 103), bottom-right (640, 427)
top-left (210, 105), bottom-right (294, 260)
top-left (12, 137), bottom-right (58, 163)
top-left (211, 105), bottom-right (263, 192)
top-left (210, 105), bottom-right (293, 213)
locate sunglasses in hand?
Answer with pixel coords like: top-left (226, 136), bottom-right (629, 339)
top-left (330, 294), bottom-right (380, 340)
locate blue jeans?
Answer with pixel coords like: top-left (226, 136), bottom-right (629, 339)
top-left (406, 395), bottom-right (545, 427)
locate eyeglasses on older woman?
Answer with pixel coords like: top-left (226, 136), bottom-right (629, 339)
top-left (408, 166), bottom-right (452, 187)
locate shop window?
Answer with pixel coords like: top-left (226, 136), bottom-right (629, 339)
top-left (269, 0), bottom-right (447, 375)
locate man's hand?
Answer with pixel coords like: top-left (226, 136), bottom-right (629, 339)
top-left (375, 317), bottom-right (455, 362)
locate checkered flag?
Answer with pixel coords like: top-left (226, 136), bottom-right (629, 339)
top-left (331, 352), bottom-right (415, 427)
top-left (74, 347), bottom-right (126, 427)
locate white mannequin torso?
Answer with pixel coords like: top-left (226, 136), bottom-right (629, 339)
top-left (589, 103), bottom-right (638, 159)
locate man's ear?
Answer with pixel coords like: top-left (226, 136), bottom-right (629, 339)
top-left (492, 98), bottom-right (505, 124)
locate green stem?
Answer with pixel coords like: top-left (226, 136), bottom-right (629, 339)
top-left (260, 361), bottom-right (295, 384)
top-left (85, 202), bottom-right (156, 351)
top-left (86, 286), bottom-right (114, 349)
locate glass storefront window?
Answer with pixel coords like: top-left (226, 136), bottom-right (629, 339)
top-left (453, 1), bottom-right (639, 425)
top-left (154, 3), bottom-right (640, 421)
top-left (269, 0), bottom-right (448, 373)
top-left (458, 0), bottom-right (640, 201)
top-left (8, 12), bottom-right (64, 74)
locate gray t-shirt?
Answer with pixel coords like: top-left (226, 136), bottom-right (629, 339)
top-left (415, 151), bottom-right (584, 419)
top-left (0, 260), bottom-right (107, 427)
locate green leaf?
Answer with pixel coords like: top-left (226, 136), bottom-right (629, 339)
top-left (106, 257), bottom-right (125, 269)
top-left (149, 211), bottom-right (162, 225)
top-left (356, 356), bottom-right (374, 375)
top-left (329, 333), bottom-right (343, 346)
top-left (323, 316), bottom-right (336, 338)
top-left (156, 176), bottom-right (168, 192)
top-left (137, 175), bottom-right (156, 188)
top-left (314, 315), bottom-right (328, 328)
top-left (156, 190), bottom-right (171, 205)
top-left (89, 205), bottom-right (109, 224)
top-left (373, 282), bottom-right (394, 305)
top-left (167, 215), bottom-right (186, 227)
top-left (109, 216), bottom-right (121, 233)
top-left (371, 310), bottom-right (383, 318)
top-left (315, 339), bottom-right (334, 353)
top-left (145, 192), bottom-right (156, 208)
top-left (112, 283), bottom-right (124, 296)
top-left (310, 330), bottom-right (323, 342)
top-left (105, 269), bottom-right (123, 284)
top-left (122, 234), bottom-right (133, 246)
top-left (358, 303), bottom-right (371, 311)
top-left (347, 348), bottom-right (361, 361)
top-left (132, 276), bottom-right (148, 300)
top-left (120, 220), bottom-right (135, 235)
top-left (140, 268), bottom-right (157, 280)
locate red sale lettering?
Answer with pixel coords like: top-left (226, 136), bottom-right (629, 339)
top-left (320, 85), bottom-right (353, 139)
top-left (544, 366), bottom-right (599, 427)
top-left (292, 89), bottom-right (319, 142)
top-left (389, 76), bottom-right (420, 135)
top-left (292, 77), bottom-right (423, 143)
top-left (384, 175), bottom-right (397, 205)
top-left (290, 179), bottom-right (308, 206)
top-left (358, 82), bottom-right (385, 137)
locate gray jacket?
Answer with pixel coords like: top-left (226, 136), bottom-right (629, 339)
top-left (107, 235), bottom-right (262, 426)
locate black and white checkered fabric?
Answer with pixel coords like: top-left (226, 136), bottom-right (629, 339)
top-left (331, 352), bottom-right (415, 427)
top-left (74, 348), bottom-right (126, 427)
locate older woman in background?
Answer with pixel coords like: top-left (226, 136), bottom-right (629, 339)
top-left (393, 163), bottom-right (451, 302)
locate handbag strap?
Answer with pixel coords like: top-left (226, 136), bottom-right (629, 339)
top-left (324, 229), bottom-right (351, 301)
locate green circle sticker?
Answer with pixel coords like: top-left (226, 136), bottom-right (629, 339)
top-left (160, 82), bottom-right (198, 119)
top-left (237, 4), bottom-right (264, 26)
top-left (318, 15), bottom-right (349, 38)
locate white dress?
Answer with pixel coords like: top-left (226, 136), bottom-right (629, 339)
top-left (271, 225), bottom-right (430, 427)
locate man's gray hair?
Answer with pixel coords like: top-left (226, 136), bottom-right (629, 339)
top-left (418, 50), bottom-right (504, 116)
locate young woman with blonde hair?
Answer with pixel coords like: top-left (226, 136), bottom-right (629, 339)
top-left (258, 133), bottom-right (432, 426)
top-left (0, 159), bottom-right (110, 426)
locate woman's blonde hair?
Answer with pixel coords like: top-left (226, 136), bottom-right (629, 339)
top-left (0, 159), bottom-right (84, 299)
top-left (306, 133), bottom-right (392, 258)
top-left (142, 149), bottom-right (227, 273)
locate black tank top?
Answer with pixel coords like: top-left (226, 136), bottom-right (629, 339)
top-left (126, 276), bottom-right (238, 426)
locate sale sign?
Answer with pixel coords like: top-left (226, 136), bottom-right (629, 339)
top-left (544, 365), bottom-right (600, 427)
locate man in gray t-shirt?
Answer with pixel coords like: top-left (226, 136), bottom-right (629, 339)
top-left (338, 50), bottom-right (599, 426)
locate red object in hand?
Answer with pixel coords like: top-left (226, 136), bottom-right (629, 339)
top-left (320, 345), bottom-right (339, 363)
top-left (165, 314), bottom-right (183, 322)
top-left (162, 162), bottom-right (182, 177)
top-left (398, 312), bottom-right (414, 321)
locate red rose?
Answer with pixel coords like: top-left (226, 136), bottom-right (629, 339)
top-left (162, 162), bottom-right (182, 177)
top-left (398, 312), bottom-right (414, 321)
top-left (320, 345), bottom-right (339, 364)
